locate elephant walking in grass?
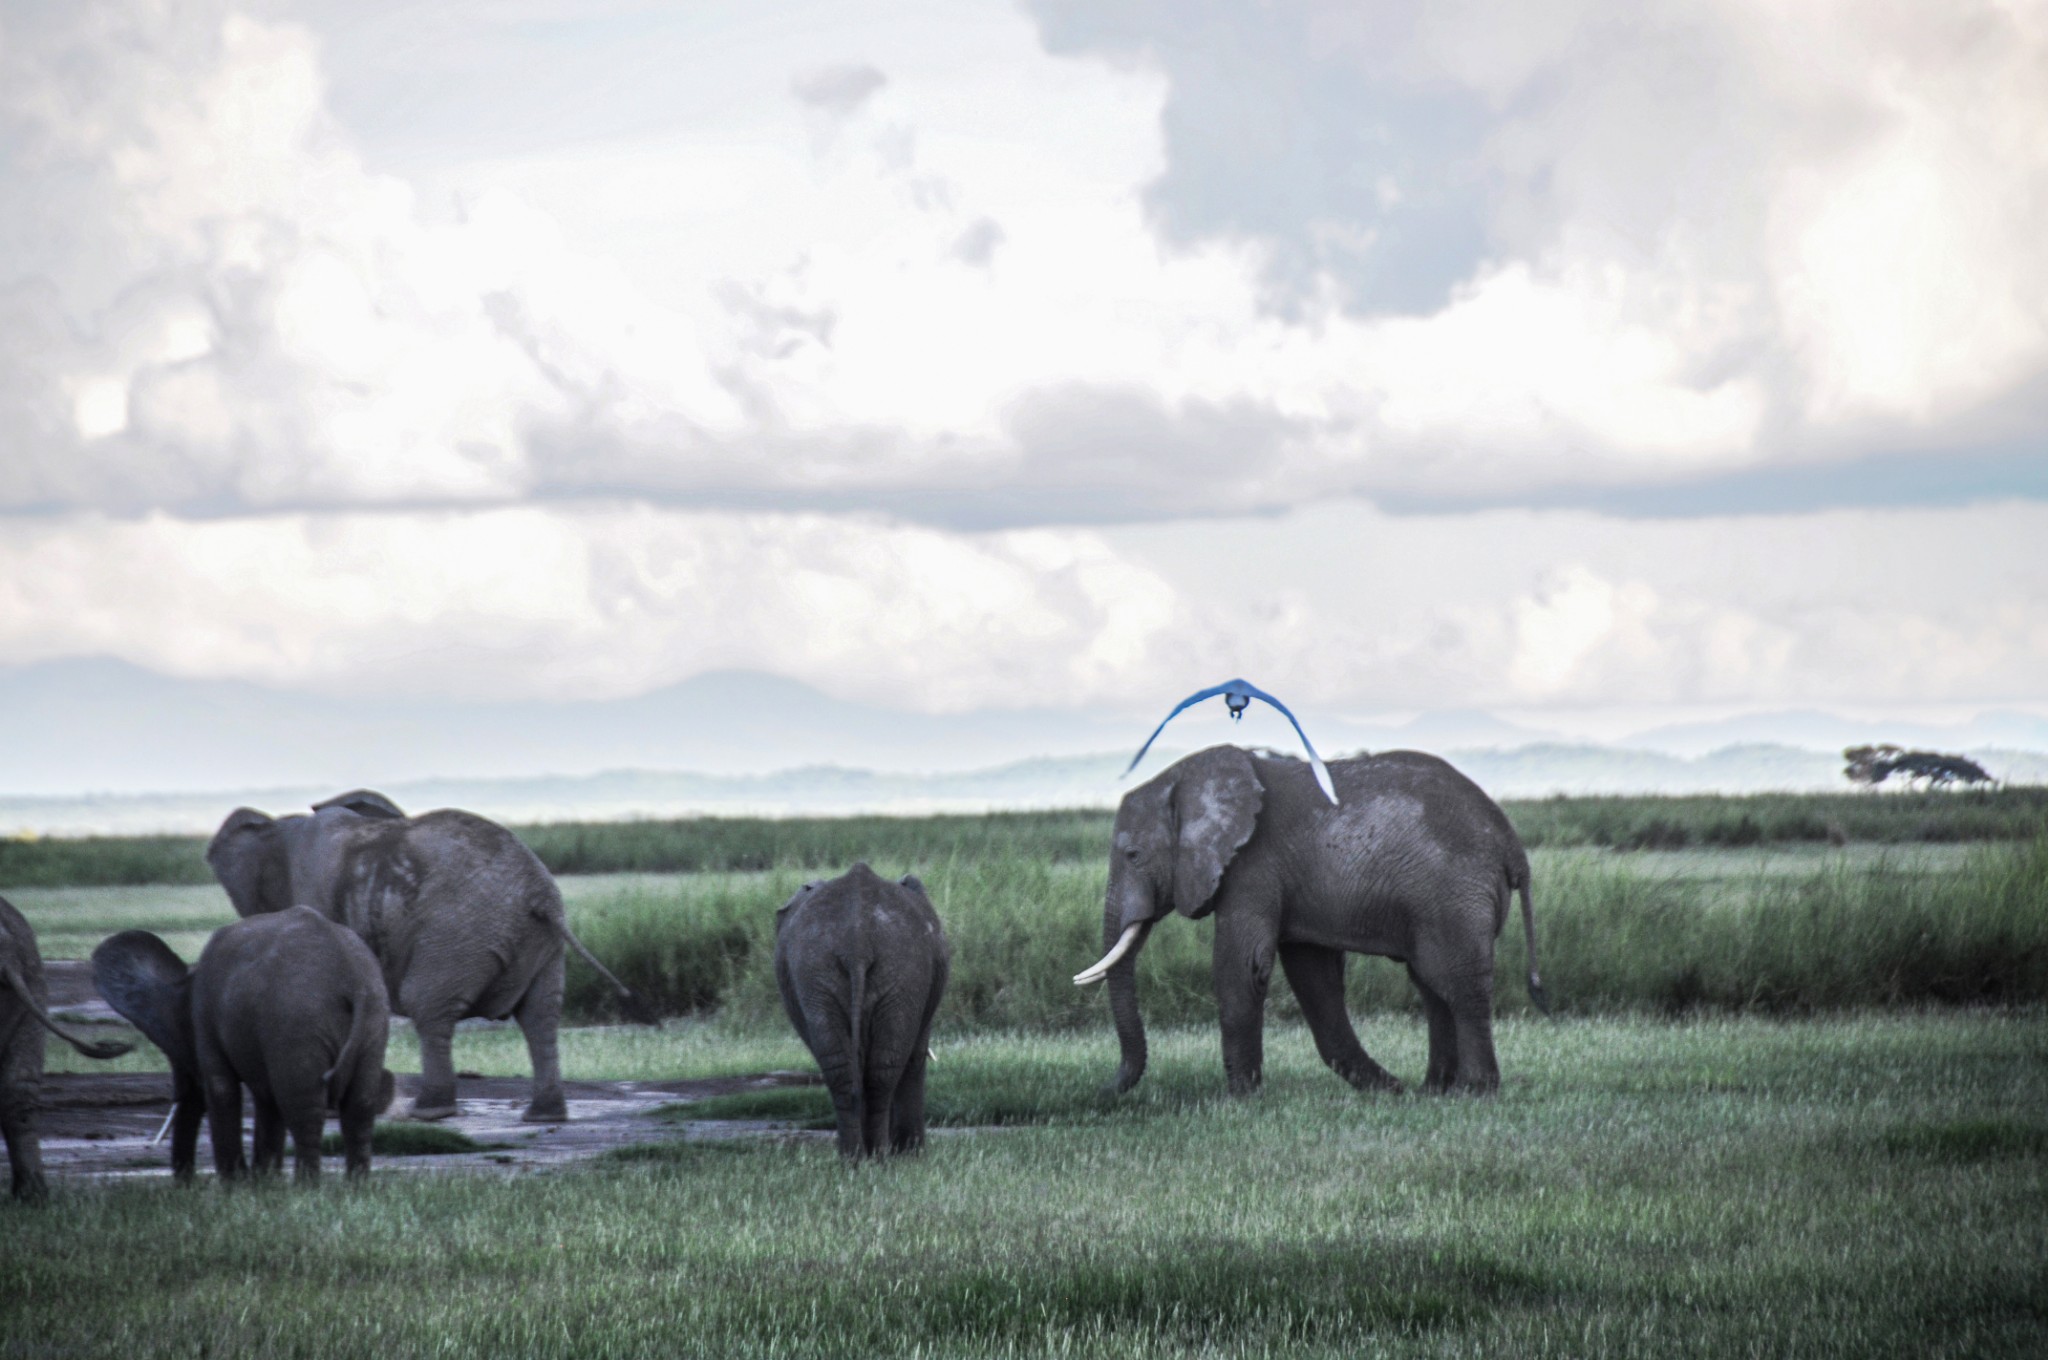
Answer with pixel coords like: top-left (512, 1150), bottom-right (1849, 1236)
top-left (94, 907), bottom-right (396, 1183)
top-left (1075, 746), bottom-right (1547, 1097)
top-left (775, 865), bottom-right (950, 1159)
top-left (1, 896), bottom-right (133, 1201)
top-left (206, 791), bottom-right (645, 1123)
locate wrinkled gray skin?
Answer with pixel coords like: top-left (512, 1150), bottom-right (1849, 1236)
top-left (206, 791), bottom-right (642, 1123)
top-left (1099, 747), bottom-right (1546, 1098)
top-left (93, 907), bottom-right (396, 1183)
top-left (775, 864), bottom-right (951, 1159)
top-left (1, 896), bottom-right (133, 1201)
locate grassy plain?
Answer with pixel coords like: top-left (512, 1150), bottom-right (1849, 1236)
top-left (8, 1015), bottom-right (2047, 1359)
top-left (8, 798), bottom-right (2047, 1357)
top-left (12, 838), bottom-right (2047, 1026)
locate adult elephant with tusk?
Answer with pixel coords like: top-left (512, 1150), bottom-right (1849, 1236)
top-left (1076, 746), bottom-right (1547, 1097)
top-left (205, 791), bottom-right (648, 1123)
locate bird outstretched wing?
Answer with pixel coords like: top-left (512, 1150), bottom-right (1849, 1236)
top-left (1120, 682), bottom-right (1238, 777)
top-left (1123, 678), bottom-right (1340, 805)
top-left (1231, 680), bottom-right (1339, 804)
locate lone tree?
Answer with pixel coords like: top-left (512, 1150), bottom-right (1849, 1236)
top-left (1843, 744), bottom-right (1994, 789)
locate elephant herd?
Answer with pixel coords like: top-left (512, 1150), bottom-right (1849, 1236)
top-left (1, 746), bottom-right (1546, 1199)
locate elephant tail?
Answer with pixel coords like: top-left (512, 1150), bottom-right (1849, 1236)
top-left (1517, 877), bottom-right (1552, 1016)
top-left (559, 920), bottom-right (659, 1025)
top-left (847, 956), bottom-right (867, 1145)
top-left (324, 993), bottom-right (377, 1111)
top-left (1, 960), bottom-right (133, 1061)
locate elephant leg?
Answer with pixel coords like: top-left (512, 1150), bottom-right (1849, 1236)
top-left (861, 1067), bottom-right (901, 1158)
top-left (408, 1013), bottom-right (460, 1121)
top-left (288, 1108), bottom-right (326, 1185)
top-left (1407, 966), bottom-right (1460, 1093)
top-left (820, 1050), bottom-right (864, 1160)
top-left (250, 1092), bottom-right (286, 1179)
top-left (339, 1099), bottom-right (376, 1179)
top-left (1212, 909), bottom-right (1278, 1096)
top-left (168, 1079), bottom-right (206, 1183)
top-left (888, 1049), bottom-right (930, 1156)
top-left (890, 981), bottom-right (944, 1155)
top-left (205, 1077), bottom-right (246, 1181)
top-left (1279, 944), bottom-right (1403, 1094)
top-left (1428, 968), bottom-right (1501, 1095)
top-left (796, 994), bottom-right (865, 1159)
top-left (1, 1078), bottom-right (45, 1203)
top-left (513, 969), bottom-right (568, 1124)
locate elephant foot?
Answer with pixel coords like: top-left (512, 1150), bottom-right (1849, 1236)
top-left (521, 1097), bottom-right (568, 1125)
top-left (406, 1098), bottom-right (459, 1122)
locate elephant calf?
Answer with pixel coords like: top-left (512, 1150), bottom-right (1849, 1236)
top-left (2, 895), bottom-right (133, 1201)
top-left (95, 906), bottom-right (397, 1183)
top-left (775, 864), bottom-right (950, 1159)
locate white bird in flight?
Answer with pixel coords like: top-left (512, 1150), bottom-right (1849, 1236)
top-left (1123, 678), bottom-right (1339, 805)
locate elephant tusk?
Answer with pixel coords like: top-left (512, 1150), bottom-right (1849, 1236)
top-left (150, 1106), bottom-right (176, 1146)
top-left (1074, 924), bottom-right (1144, 987)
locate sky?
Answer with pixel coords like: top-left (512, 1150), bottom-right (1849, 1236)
top-left (1, 0), bottom-right (2045, 785)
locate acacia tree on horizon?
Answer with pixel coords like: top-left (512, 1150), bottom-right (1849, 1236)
top-left (1843, 744), bottom-right (1994, 789)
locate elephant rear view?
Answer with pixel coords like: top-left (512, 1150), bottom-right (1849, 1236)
top-left (774, 865), bottom-right (950, 1159)
top-left (206, 791), bottom-right (648, 1123)
top-left (95, 906), bottom-right (396, 1182)
top-left (2, 895), bottom-right (133, 1201)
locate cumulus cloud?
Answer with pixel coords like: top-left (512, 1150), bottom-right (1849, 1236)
top-left (0, 505), bottom-right (1184, 708)
top-left (1, 0), bottom-right (2043, 529)
top-left (4, 499), bottom-right (2042, 712)
top-left (1029, 0), bottom-right (2048, 488)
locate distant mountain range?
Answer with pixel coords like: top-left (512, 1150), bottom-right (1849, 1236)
top-left (0, 659), bottom-right (2042, 834)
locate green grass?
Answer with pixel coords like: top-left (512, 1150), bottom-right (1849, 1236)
top-left (2, 881), bottom-right (232, 962)
top-left (318, 1124), bottom-right (495, 1157)
top-left (21, 838), bottom-right (2048, 1027)
top-left (7, 1014), bottom-right (2047, 1358)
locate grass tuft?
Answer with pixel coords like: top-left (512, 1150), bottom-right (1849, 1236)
top-left (318, 1123), bottom-right (493, 1157)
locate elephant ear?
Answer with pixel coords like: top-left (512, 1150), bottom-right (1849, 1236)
top-left (206, 808), bottom-right (289, 917)
top-left (314, 789), bottom-right (406, 819)
top-left (92, 930), bottom-right (198, 1080)
top-left (1170, 747), bottom-right (1265, 920)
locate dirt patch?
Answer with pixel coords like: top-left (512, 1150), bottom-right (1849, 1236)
top-left (35, 1068), bottom-right (836, 1182)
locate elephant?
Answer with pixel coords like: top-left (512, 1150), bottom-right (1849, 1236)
top-left (206, 791), bottom-right (645, 1123)
top-left (1, 895), bottom-right (133, 1201)
top-left (93, 906), bottom-right (397, 1183)
top-left (1075, 746), bottom-right (1547, 1098)
top-left (774, 864), bottom-right (950, 1159)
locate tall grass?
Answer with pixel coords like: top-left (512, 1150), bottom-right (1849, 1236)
top-left (1504, 785), bottom-right (2048, 849)
top-left (525, 809), bottom-right (1113, 874)
top-left (559, 838), bottom-right (2048, 1027)
top-left (1532, 839), bottom-right (2048, 1014)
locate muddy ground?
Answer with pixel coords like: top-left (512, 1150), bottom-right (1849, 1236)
top-left (36, 960), bottom-right (834, 1182)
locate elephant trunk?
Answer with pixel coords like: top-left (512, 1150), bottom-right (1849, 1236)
top-left (1099, 905), bottom-right (1151, 1095)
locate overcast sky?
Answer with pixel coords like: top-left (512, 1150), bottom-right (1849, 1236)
top-left (2, 0), bottom-right (2044, 749)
